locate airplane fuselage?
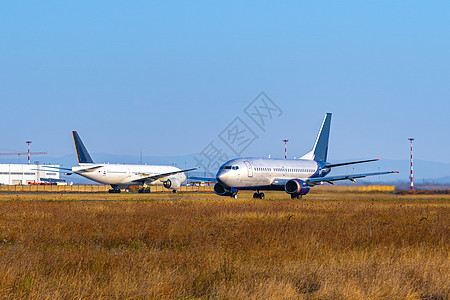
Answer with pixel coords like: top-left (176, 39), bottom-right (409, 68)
top-left (73, 164), bottom-right (186, 187)
top-left (216, 157), bottom-right (331, 190)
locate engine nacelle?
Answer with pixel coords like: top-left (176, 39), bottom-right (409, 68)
top-left (284, 179), bottom-right (311, 196)
top-left (163, 178), bottom-right (181, 190)
top-left (214, 183), bottom-right (232, 196)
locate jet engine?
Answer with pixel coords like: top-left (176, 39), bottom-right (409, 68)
top-left (214, 183), bottom-right (233, 196)
top-left (163, 178), bottom-right (181, 190)
top-left (284, 179), bottom-right (311, 196)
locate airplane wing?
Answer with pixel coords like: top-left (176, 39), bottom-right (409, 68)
top-left (270, 171), bottom-right (398, 187)
top-left (131, 168), bottom-right (198, 184)
top-left (306, 171), bottom-right (399, 186)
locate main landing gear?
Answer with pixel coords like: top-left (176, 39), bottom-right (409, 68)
top-left (138, 188), bottom-right (151, 193)
top-left (253, 191), bottom-right (265, 199)
top-left (109, 185), bottom-right (121, 193)
top-left (291, 194), bottom-right (302, 199)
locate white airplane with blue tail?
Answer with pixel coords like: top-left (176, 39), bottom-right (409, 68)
top-left (214, 113), bottom-right (398, 199)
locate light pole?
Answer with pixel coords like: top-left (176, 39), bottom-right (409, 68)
top-left (408, 138), bottom-right (415, 190)
top-left (26, 141), bottom-right (32, 165)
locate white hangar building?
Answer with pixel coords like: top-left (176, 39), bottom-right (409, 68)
top-left (0, 164), bottom-right (64, 185)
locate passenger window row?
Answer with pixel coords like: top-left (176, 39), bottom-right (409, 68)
top-left (270, 168), bottom-right (314, 173)
top-left (255, 167), bottom-right (271, 172)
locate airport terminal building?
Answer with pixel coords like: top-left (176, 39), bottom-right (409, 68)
top-left (0, 164), bottom-right (64, 185)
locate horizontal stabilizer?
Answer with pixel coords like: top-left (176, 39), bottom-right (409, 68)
top-left (35, 166), bottom-right (72, 171)
top-left (32, 167), bottom-right (71, 174)
top-left (39, 165), bottom-right (103, 173)
top-left (75, 165), bottom-right (103, 173)
top-left (325, 159), bottom-right (379, 168)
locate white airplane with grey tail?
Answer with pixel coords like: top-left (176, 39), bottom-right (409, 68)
top-left (214, 113), bottom-right (398, 199)
top-left (44, 131), bottom-right (196, 193)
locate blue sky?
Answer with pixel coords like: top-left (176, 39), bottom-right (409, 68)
top-left (1, 1), bottom-right (449, 164)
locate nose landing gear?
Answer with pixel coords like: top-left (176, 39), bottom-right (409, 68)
top-left (253, 191), bottom-right (265, 199)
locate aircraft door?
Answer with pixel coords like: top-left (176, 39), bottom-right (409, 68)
top-left (243, 161), bottom-right (253, 177)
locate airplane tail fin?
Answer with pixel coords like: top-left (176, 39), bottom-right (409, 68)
top-left (300, 113), bottom-right (332, 162)
top-left (72, 131), bottom-right (94, 165)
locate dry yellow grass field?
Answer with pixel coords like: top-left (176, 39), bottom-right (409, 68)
top-left (0, 189), bottom-right (448, 299)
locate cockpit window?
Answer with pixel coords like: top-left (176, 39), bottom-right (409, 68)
top-left (221, 165), bottom-right (239, 170)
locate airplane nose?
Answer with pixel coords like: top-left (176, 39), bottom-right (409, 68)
top-left (216, 172), bottom-right (229, 183)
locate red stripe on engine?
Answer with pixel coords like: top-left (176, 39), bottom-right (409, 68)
top-left (294, 179), bottom-right (301, 194)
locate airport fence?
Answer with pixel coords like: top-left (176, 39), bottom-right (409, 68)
top-left (0, 184), bottom-right (215, 193)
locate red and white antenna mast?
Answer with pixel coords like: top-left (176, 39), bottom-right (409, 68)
top-left (408, 138), bottom-right (414, 190)
top-left (26, 141), bottom-right (32, 165)
top-left (282, 139), bottom-right (289, 159)
top-left (0, 141), bottom-right (47, 164)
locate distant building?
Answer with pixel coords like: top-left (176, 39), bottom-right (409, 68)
top-left (0, 164), bottom-right (65, 185)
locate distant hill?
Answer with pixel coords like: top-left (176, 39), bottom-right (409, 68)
top-left (328, 159), bottom-right (450, 183)
top-left (432, 176), bottom-right (450, 185)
